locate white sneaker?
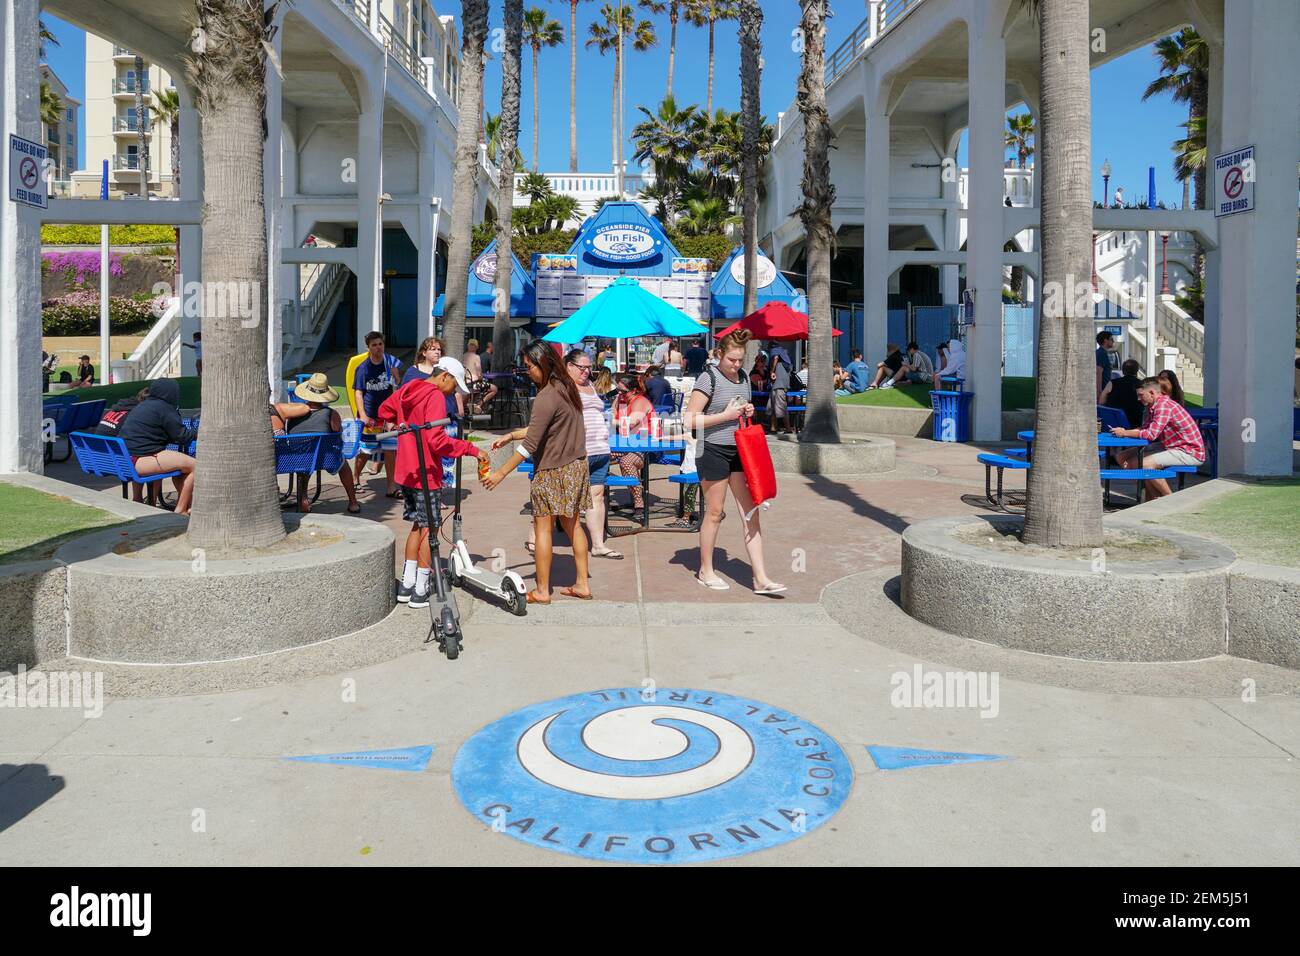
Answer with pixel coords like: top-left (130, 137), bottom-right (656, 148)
top-left (880, 381), bottom-right (895, 390)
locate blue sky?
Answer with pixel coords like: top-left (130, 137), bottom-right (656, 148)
top-left (43, 5), bottom-right (1192, 206)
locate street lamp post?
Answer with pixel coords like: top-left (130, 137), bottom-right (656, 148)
top-left (1159, 231), bottom-right (1170, 295)
top-left (1101, 159), bottom-right (1111, 207)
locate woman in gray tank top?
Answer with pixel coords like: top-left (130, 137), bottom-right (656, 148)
top-left (683, 329), bottom-right (786, 595)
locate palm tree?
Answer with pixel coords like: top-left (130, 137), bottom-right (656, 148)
top-left (493, 0), bottom-right (525, 370)
top-left (587, 5), bottom-right (657, 195)
top-left (630, 95), bottom-right (698, 219)
top-left (184, 0), bottom-right (286, 551)
top-left (518, 169), bottom-right (554, 203)
top-left (134, 55), bottom-right (151, 197)
top-left (39, 19), bottom-right (58, 57)
top-left (540, 193), bottom-right (581, 230)
top-left (737, 0), bottom-right (762, 318)
top-left (484, 111), bottom-right (524, 168)
top-left (796, 0), bottom-right (837, 445)
top-left (1022, 0), bottom-right (1102, 548)
top-left (676, 195), bottom-right (738, 235)
top-left (638, 0), bottom-right (683, 96)
top-left (152, 88), bottom-right (182, 195)
top-left (1171, 114), bottom-right (1206, 191)
top-left (592, 193), bottom-right (625, 215)
top-left (565, 0), bottom-right (595, 172)
top-left (39, 81), bottom-right (63, 130)
top-left (1142, 29), bottom-right (1208, 209)
top-left (1005, 112), bottom-right (1035, 168)
top-left (691, 109), bottom-right (741, 204)
top-left (685, 0), bottom-right (737, 116)
top-left (523, 7), bottom-right (563, 171)
top-left (441, 0), bottom-right (491, 357)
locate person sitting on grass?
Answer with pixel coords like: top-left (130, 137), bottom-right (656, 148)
top-left (905, 342), bottom-right (935, 384)
top-left (117, 378), bottom-right (197, 515)
top-left (72, 355), bottom-right (95, 388)
top-left (271, 373), bottom-right (361, 515)
top-left (1111, 376), bottom-right (1206, 500)
top-left (376, 357), bottom-right (489, 609)
top-left (837, 349), bottom-right (871, 396)
top-left (866, 343), bottom-right (907, 390)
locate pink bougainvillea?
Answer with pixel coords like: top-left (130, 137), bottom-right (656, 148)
top-left (42, 249), bottom-right (125, 285)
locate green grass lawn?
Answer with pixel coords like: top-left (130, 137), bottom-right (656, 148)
top-left (0, 483), bottom-right (127, 565)
top-left (1163, 478), bottom-right (1300, 567)
top-left (44, 375), bottom-right (201, 408)
top-left (836, 376), bottom-right (1037, 410)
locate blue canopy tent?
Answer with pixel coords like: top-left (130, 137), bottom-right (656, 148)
top-left (710, 246), bottom-right (800, 320)
top-left (432, 239), bottom-right (535, 319)
top-left (543, 276), bottom-right (706, 342)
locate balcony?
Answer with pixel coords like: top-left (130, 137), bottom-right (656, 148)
top-left (378, 14), bottom-right (429, 87)
top-left (111, 77), bottom-right (150, 98)
top-left (112, 46), bottom-right (139, 62)
top-left (112, 116), bottom-right (152, 135)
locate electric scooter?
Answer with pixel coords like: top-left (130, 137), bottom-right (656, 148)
top-left (375, 418), bottom-right (463, 659)
top-left (446, 444), bottom-right (529, 617)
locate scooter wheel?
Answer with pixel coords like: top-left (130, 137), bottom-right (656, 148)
top-left (443, 632), bottom-right (460, 660)
top-left (504, 578), bottom-right (527, 617)
top-left (445, 565), bottom-right (461, 590)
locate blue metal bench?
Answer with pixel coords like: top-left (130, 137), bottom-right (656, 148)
top-left (1099, 467), bottom-right (1177, 506)
top-left (668, 471), bottom-right (699, 519)
top-left (69, 431), bottom-right (180, 506)
top-left (48, 399), bottom-right (106, 463)
top-left (275, 432), bottom-right (344, 503)
top-left (976, 453), bottom-right (1030, 510)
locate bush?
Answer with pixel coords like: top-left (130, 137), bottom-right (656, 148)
top-left (470, 226), bottom-right (577, 267)
top-left (666, 231), bottom-right (733, 270)
top-left (41, 224), bottom-right (178, 246)
top-left (42, 291), bottom-right (168, 336)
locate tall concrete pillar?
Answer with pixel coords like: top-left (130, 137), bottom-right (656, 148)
top-left (1214, 0), bottom-right (1299, 477)
top-left (965, 16), bottom-right (1006, 440)
top-left (264, 27), bottom-right (284, 393)
top-left (355, 82), bottom-right (385, 353)
top-left (0, 0), bottom-right (43, 473)
top-left (177, 83), bottom-right (203, 378)
top-left (417, 131), bottom-right (439, 339)
top-left (1200, 35), bottom-right (1224, 407)
top-left (862, 70), bottom-right (891, 367)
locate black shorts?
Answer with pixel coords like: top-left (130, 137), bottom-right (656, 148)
top-left (401, 485), bottom-right (441, 528)
top-left (697, 442), bottom-right (743, 482)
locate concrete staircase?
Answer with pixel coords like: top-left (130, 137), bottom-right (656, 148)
top-left (1096, 276), bottom-right (1205, 395)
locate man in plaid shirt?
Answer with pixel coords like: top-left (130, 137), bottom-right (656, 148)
top-left (1110, 377), bottom-right (1205, 499)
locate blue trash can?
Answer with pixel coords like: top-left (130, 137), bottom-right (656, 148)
top-left (930, 390), bottom-right (974, 442)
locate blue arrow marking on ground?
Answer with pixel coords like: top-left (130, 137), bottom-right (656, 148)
top-left (284, 745), bottom-right (434, 772)
top-left (866, 745), bottom-right (1007, 771)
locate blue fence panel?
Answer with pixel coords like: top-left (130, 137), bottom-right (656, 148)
top-left (913, 305), bottom-right (958, 366)
top-left (832, 306), bottom-right (863, 366)
top-left (886, 309), bottom-right (908, 357)
top-left (1002, 305), bottom-right (1036, 377)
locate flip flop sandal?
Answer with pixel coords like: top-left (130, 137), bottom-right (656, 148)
top-left (347, 503), bottom-right (362, 514)
top-left (526, 589), bottom-right (551, 605)
top-left (525, 541), bottom-right (536, 554)
top-left (560, 587), bottom-right (594, 600)
top-left (753, 583), bottom-right (788, 595)
top-left (385, 490), bottom-right (403, 499)
top-left (591, 549), bottom-right (624, 559)
top-left (697, 576), bottom-right (730, 590)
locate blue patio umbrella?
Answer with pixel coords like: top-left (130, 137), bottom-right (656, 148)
top-left (542, 276), bottom-right (706, 342)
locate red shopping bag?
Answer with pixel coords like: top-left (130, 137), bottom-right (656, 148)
top-left (734, 414), bottom-right (777, 518)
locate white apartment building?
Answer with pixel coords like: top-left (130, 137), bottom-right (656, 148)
top-left (39, 64), bottom-right (80, 190)
top-left (512, 167), bottom-right (659, 228)
top-left (73, 36), bottom-right (175, 198)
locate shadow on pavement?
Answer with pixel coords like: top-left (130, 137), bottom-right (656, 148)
top-left (0, 764), bottom-right (66, 835)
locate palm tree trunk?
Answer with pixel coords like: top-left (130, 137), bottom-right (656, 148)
top-left (134, 56), bottom-right (149, 197)
top-left (706, 19), bottom-right (715, 116)
top-left (494, 0), bottom-right (524, 369)
top-left (614, 42), bottom-right (623, 194)
top-left (569, 0), bottom-right (578, 172)
top-left (441, 0), bottom-right (490, 358)
top-left (1022, 0), bottom-right (1102, 548)
top-left (667, 10), bottom-right (677, 96)
top-left (531, 43), bottom-right (540, 171)
top-left (186, 0), bottom-right (285, 552)
top-left (797, 0), bottom-right (838, 445)
top-left (738, 0), bottom-right (763, 320)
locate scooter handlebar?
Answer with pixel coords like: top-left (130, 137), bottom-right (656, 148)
top-left (372, 418), bottom-right (452, 440)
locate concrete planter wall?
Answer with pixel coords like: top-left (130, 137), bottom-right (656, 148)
top-left (836, 403), bottom-right (1033, 440)
top-left (901, 516), bottom-right (1237, 662)
top-left (1227, 564), bottom-right (1300, 670)
top-left (0, 560), bottom-right (69, 672)
top-left (56, 513), bottom-right (395, 665)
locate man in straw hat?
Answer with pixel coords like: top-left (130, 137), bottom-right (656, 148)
top-left (271, 373), bottom-right (362, 515)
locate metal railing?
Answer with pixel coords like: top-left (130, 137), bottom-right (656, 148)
top-left (112, 116), bottom-right (151, 133)
top-left (112, 46), bottom-right (136, 57)
top-left (111, 77), bottom-right (150, 95)
top-left (825, 0), bottom-right (924, 87)
top-left (378, 13), bottom-right (428, 86)
top-left (112, 154), bottom-right (140, 170)
top-left (341, 0), bottom-right (370, 26)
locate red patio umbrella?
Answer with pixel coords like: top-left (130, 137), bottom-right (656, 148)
top-left (714, 301), bottom-right (842, 341)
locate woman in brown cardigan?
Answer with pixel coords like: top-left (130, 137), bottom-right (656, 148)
top-left (483, 339), bottom-right (592, 604)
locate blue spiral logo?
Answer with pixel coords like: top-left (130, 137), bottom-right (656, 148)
top-left (454, 689), bottom-right (852, 863)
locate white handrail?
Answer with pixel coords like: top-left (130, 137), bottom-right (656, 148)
top-left (127, 297), bottom-right (181, 378)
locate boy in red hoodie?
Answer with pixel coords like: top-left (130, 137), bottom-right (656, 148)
top-left (378, 357), bottom-right (490, 608)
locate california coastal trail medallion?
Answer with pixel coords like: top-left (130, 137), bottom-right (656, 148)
top-left (453, 688), bottom-right (853, 864)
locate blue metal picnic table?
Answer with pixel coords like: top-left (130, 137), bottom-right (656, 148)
top-left (608, 434), bottom-right (687, 531)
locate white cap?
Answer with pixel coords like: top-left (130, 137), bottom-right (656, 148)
top-left (433, 356), bottom-right (471, 394)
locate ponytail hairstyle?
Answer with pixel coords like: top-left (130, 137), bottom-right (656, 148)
top-left (521, 339), bottom-right (581, 411)
top-left (719, 328), bottom-right (753, 356)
